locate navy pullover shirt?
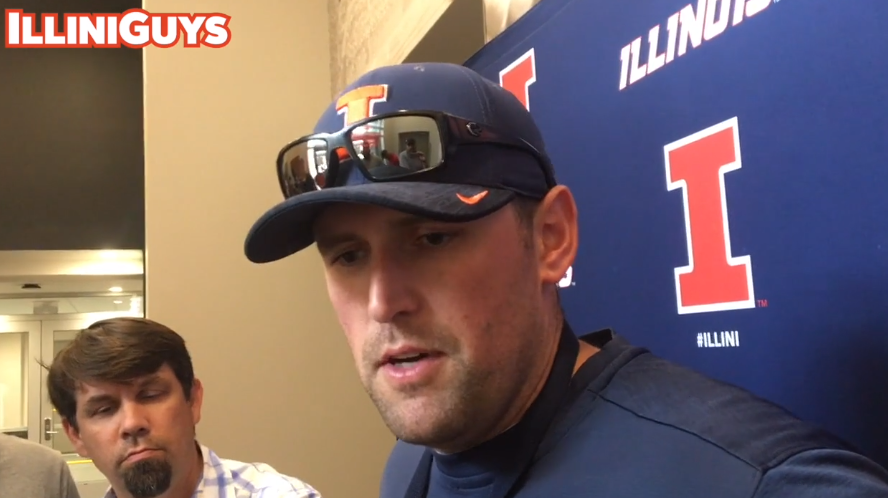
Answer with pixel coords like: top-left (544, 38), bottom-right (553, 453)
top-left (381, 324), bottom-right (888, 498)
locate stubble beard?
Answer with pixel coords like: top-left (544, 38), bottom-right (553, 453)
top-left (364, 314), bottom-right (545, 452)
top-left (367, 353), bottom-right (489, 448)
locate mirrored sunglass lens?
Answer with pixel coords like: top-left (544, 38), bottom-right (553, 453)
top-left (280, 139), bottom-right (328, 197)
top-left (348, 116), bottom-right (442, 179)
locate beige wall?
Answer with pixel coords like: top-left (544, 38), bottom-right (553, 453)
top-left (143, 1), bottom-right (395, 496)
top-left (327, 0), bottom-right (454, 94)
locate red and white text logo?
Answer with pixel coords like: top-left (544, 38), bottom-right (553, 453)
top-left (5, 8), bottom-right (231, 48)
top-left (499, 49), bottom-right (574, 289)
top-left (664, 117), bottom-right (755, 314)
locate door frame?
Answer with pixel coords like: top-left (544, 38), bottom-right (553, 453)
top-left (0, 319), bottom-right (41, 443)
top-left (0, 310), bottom-right (138, 447)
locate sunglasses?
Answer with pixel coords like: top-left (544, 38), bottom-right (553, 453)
top-left (274, 110), bottom-right (553, 199)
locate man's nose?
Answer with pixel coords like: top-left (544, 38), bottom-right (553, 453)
top-left (119, 401), bottom-right (150, 439)
top-left (367, 254), bottom-right (421, 323)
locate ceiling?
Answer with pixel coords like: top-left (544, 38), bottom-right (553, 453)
top-left (0, 249), bottom-right (143, 281)
top-left (0, 274), bottom-right (143, 295)
top-left (0, 250), bottom-right (143, 317)
top-left (0, 294), bottom-right (142, 316)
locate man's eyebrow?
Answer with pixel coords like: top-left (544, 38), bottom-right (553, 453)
top-left (135, 374), bottom-right (167, 388)
top-left (315, 232), bottom-right (361, 252)
top-left (315, 215), bottom-right (437, 250)
top-left (82, 393), bottom-right (116, 410)
top-left (314, 213), bottom-right (465, 251)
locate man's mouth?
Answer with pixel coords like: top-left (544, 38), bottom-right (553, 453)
top-left (121, 448), bottom-right (161, 464)
top-left (379, 348), bottom-right (442, 368)
top-left (376, 346), bottom-right (447, 384)
top-left (385, 352), bottom-right (432, 367)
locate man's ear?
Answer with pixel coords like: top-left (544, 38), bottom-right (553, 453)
top-left (534, 185), bottom-right (579, 287)
top-left (189, 378), bottom-right (204, 425)
top-left (62, 418), bottom-right (89, 458)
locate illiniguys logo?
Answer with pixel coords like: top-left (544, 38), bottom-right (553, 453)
top-left (5, 8), bottom-right (231, 48)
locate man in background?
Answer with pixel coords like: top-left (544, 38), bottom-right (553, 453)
top-left (398, 138), bottom-right (426, 171)
top-left (0, 433), bottom-right (80, 498)
top-left (44, 317), bottom-right (321, 498)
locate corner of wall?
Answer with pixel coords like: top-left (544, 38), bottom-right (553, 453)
top-left (327, 0), bottom-right (454, 94)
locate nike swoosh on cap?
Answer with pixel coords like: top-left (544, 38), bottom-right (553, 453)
top-left (456, 191), bottom-right (489, 204)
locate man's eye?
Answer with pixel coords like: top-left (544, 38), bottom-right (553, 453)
top-left (91, 406), bottom-right (111, 417)
top-left (333, 249), bottom-right (363, 266)
top-left (419, 233), bottom-right (454, 246)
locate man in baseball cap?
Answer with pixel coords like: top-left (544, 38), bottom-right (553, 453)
top-left (244, 63), bottom-right (888, 497)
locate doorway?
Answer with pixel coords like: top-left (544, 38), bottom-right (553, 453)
top-left (0, 311), bottom-right (139, 495)
top-left (0, 312), bottom-right (139, 447)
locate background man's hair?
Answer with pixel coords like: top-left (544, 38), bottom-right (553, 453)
top-left (42, 317), bottom-right (195, 431)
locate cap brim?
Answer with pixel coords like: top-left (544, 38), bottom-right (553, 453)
top-left (244, 182), bottom-right (515, 263)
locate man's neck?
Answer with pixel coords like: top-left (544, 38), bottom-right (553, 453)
top-left (436, 318), bottom-right (600, 455)
top-left (517, 314), bottom-right (599, 408)
top-left (574, 339), bottom-right (600, 373)
top-left (167, 442), bottom-right (204, 498)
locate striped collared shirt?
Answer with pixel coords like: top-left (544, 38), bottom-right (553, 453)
top-left (103, 442), bottom-right (321, 498)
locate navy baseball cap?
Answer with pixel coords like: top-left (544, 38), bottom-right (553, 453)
top-left (244, 62), bottom-right (556, 264)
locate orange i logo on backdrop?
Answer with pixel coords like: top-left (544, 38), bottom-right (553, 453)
top-left (664, 117), bottom-right (755, 314)
top-left (497, 47), bottom-right (757, 308)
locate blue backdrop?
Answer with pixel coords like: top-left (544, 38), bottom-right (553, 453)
top-left (465, 0), bottom-right (888, 467)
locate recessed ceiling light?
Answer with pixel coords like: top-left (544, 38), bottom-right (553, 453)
top-left (109, 286), bottom-right (123, 292)
top-left (113, 300), bottom-right (123, 304)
